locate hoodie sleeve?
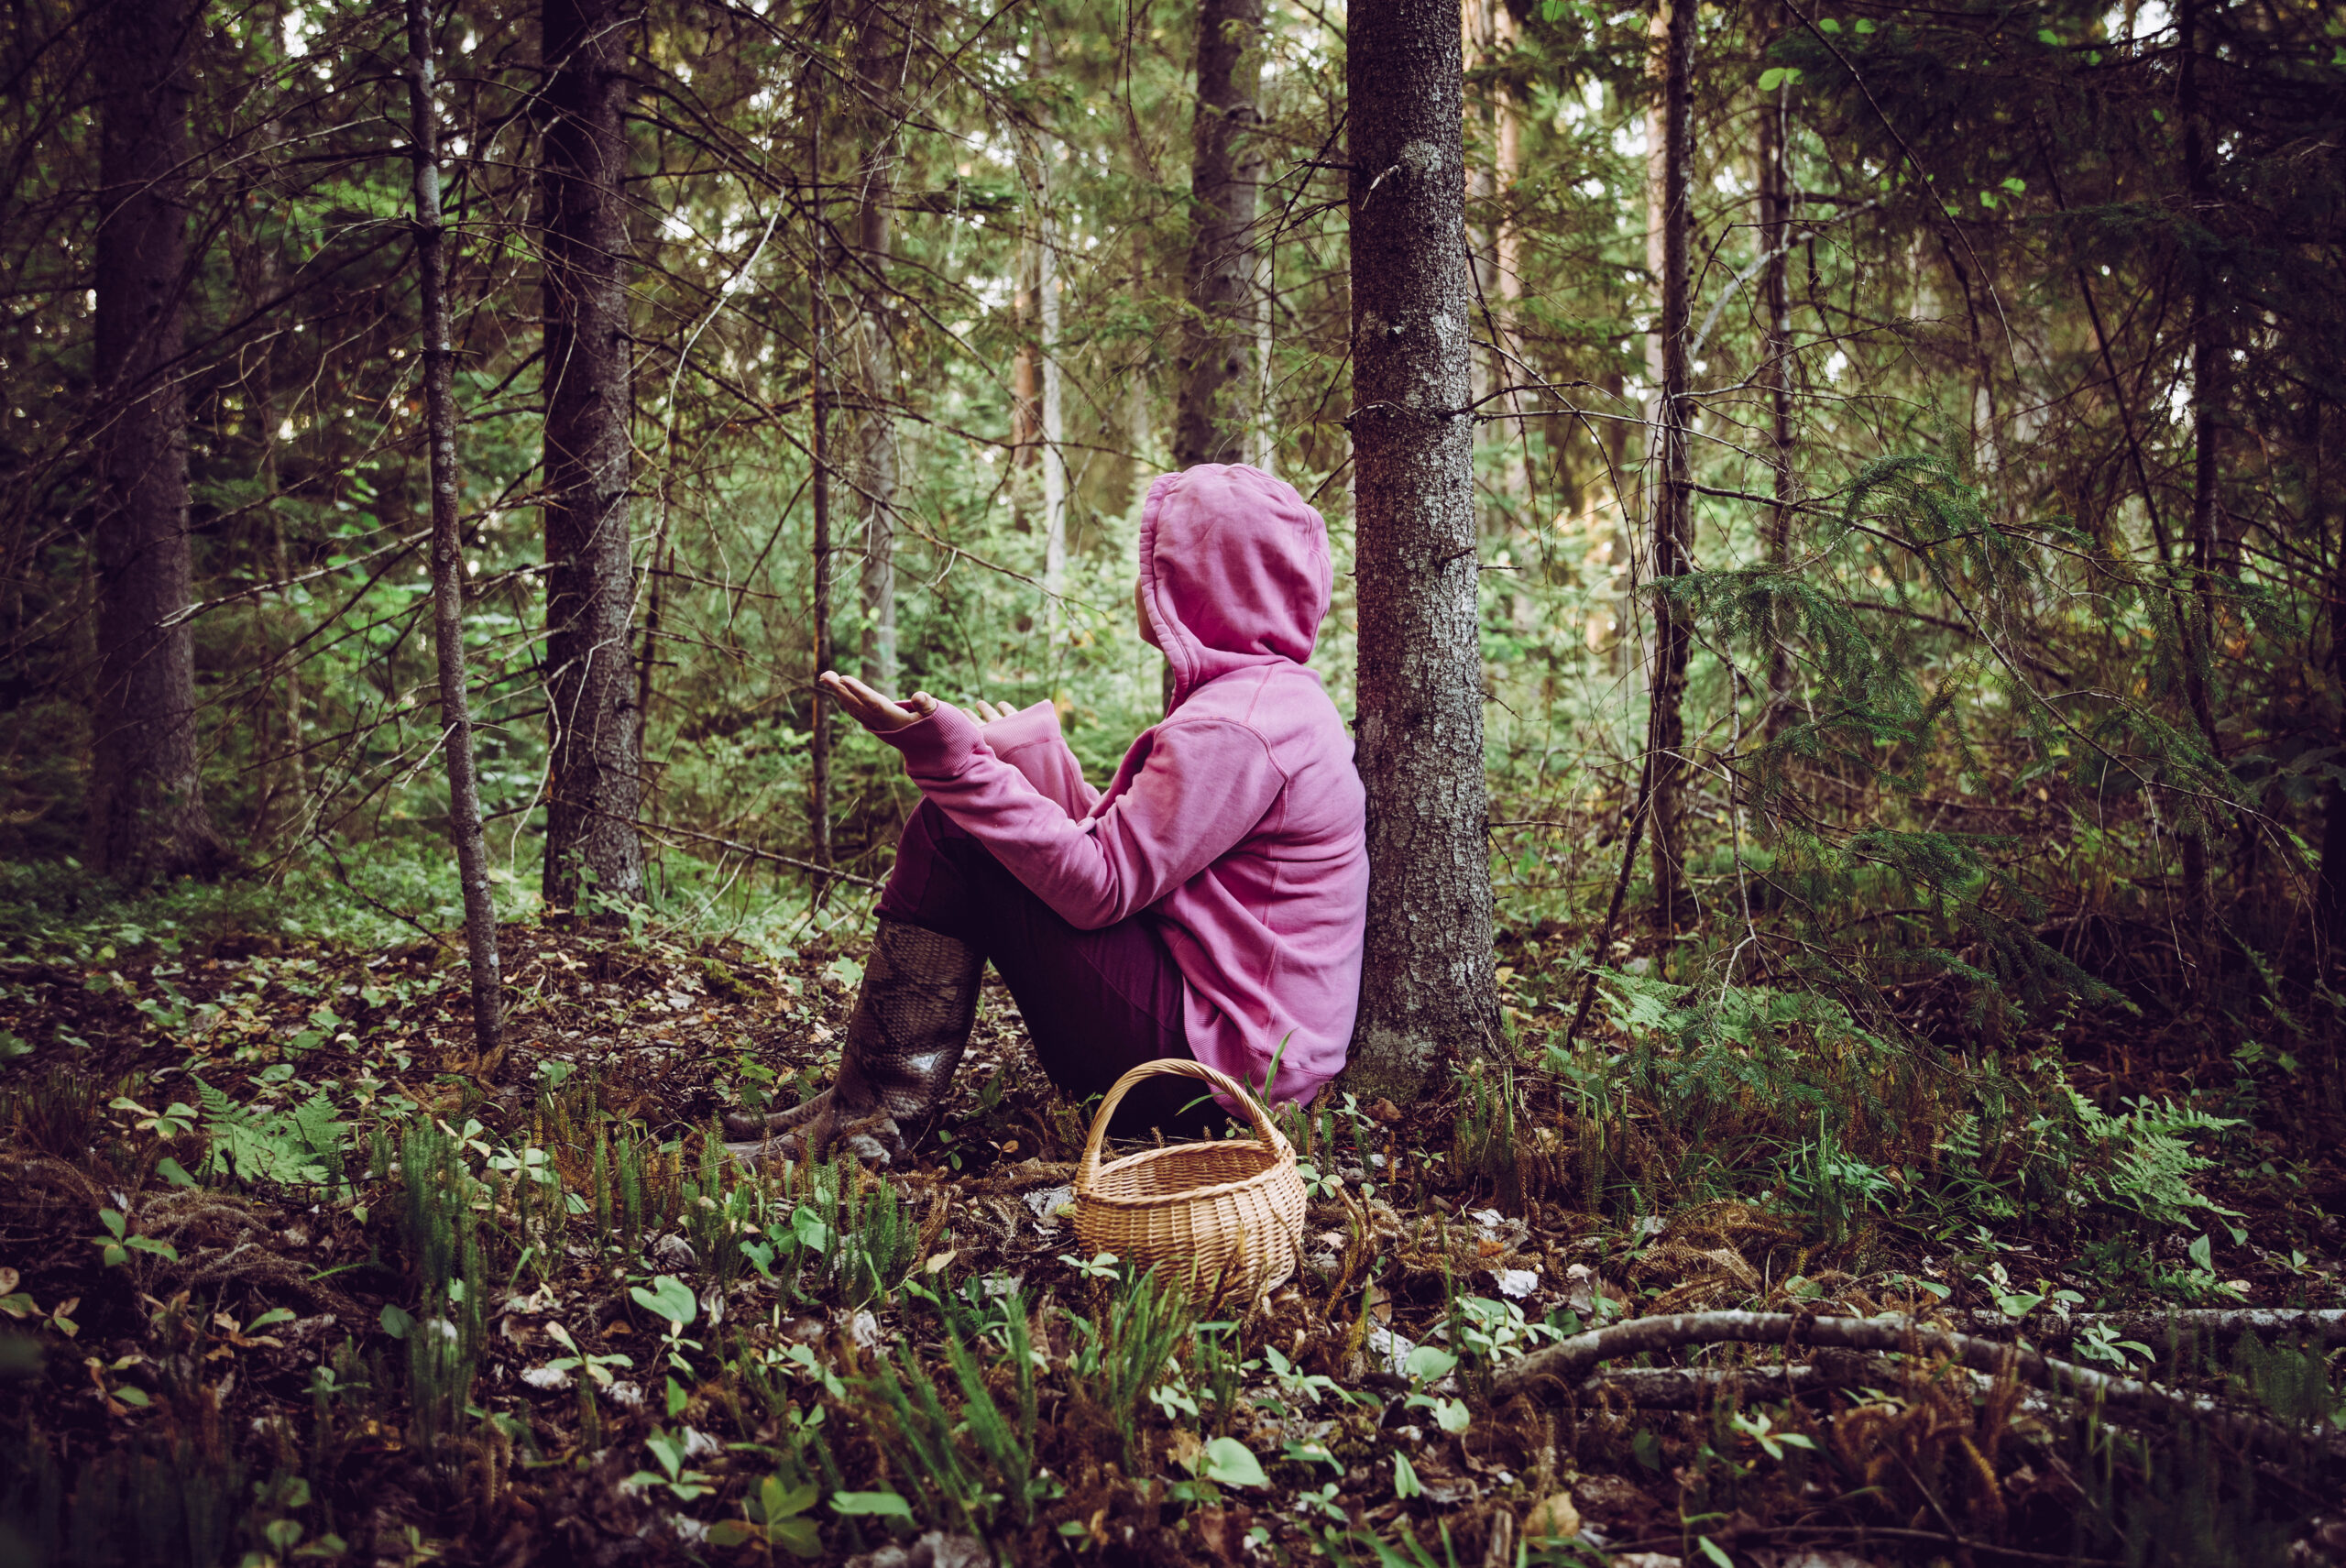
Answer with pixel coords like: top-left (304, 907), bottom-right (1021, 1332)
top-left (882, 703), bottom-right (1285, 931)
top-left (975, 700), bottom-right (1101, 817)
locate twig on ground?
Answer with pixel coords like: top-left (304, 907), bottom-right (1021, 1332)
top-left (1596, 1524), bottom-right (2123, 1567)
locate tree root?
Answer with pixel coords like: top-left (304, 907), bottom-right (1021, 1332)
top-left (1490, 1310), bottom-right (2345, 1462)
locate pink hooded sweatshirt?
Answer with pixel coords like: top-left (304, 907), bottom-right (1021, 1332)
top-left (879, 464), bottom-right (1368, 1107)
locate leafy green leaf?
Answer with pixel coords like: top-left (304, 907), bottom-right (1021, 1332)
top-left (1392, 1452), bottom-right (1423, 1500)
top-left (1403, 1344), bottom-right (1458, 1382)
top-left (830, 1490), bottom-right (914, 1519)
top-left (762, 1476), bottom-right (819, 1520)
top-left (630, 1274), bottom-right (697, 1328)
top-left (770, 1518), bottom-right (822, 1558)
top-left (379, 1302), bottom-right (416, 1340)
top-left (155, 1157), bottom-right (197, 1190)
top-left (1201, 1437), bottom-right (1266, 1488)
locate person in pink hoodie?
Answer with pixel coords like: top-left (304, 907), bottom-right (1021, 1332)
top-left (740, 464), bottom-right (1367, 1166)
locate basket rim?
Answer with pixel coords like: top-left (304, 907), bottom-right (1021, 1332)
top-left (1074, 1057), bottom-right (1296, 1195)
top-left (1075, 1138), bottom-right (1301, 1212)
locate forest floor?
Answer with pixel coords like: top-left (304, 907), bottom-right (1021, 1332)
top-left (1, 898), bottom-right (2343, 1568)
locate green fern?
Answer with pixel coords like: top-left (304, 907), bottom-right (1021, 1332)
top-left (191, 1078), bottom-right (347, 1189)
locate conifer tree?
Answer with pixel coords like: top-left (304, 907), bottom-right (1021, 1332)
top-left (540, 0), bottom-right (644, 915)
top-left (86, 0), bottom-right (219, 881)
top-left (1348, 0), bottom-right (1502, 1091)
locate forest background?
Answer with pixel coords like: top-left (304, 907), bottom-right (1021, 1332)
top-left (1, 0), bottom-right (2344, 1562)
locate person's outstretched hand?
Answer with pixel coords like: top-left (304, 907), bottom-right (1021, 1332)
top-left (970, 698), bottom-right (1016, 723)
top-left (819, 671), bottom-right (938, 734)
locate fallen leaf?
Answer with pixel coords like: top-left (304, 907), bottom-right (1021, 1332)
top-left (1524, 1493), bottom-right (1582, 1541)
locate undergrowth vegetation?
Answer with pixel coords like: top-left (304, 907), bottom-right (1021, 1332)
top-left (0, 866), bottom-right (2341, 1566)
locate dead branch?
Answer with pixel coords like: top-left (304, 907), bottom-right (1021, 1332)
top-left (1949, 1307), bottom-right (2346, 1348)
top-left (1491, 1310), bottom-right (2346, 1462)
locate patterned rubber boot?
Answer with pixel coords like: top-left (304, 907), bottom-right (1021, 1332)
top-left (733, 919), bottom-right (982, 1168)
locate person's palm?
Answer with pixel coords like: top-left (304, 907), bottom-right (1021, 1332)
top-left (818, 671), bottom-right (937, 733)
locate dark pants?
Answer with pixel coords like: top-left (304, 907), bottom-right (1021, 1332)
top-left (876, 798), bottom-right (1221, 1140)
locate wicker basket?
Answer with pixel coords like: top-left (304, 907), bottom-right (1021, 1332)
top-left (1070, 1058), bottom-right (1308, 1306)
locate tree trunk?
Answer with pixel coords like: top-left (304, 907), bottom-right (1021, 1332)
top-left (404, 0), bottom-right (502, 1052)
top-left (808, 51), bottom-right (834, 872)
top-left (539, 0), bottom-right (643, 916)
top-left (1347, 0), bottom-right (1501, 1092)
top-left (1758, 37), bottom-right (1795, 742)
top-left (87, 0), bottom-right (219, 882)
top-left (1173, 0), bottom-right (1264, 468)
top-left (2178, 0), bottom-right (2221, 963)
top-left (2320, 411), bottom-right (2346, 984)
top-left (1491, 0), bottom-right (1529, 504)
top-left (1644, 0), bottom-right (1694, 938)
top-left (1039, 210), bottom-right (1067, 631)
top-left (1012, 239), bottom-right (1040, 464)
top-left (853, 0), bottom-right (904, 692)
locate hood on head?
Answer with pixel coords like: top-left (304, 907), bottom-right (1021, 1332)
top-left (1137, 464), bottom-right (1333, 708)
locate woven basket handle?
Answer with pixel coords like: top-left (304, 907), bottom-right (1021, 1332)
top-left (1075, 1058), bottom-right (1291, 1194)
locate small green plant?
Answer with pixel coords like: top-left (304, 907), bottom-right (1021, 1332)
top-left (2073, 1318), bottom-right (2155, 1371)
top-left (1451, 1294), bottom-right (1560, 1376)
top-left (1781, 1113), bottom-right (1895, 1243)
top-left (1399, 1343), bottom-right (1471, 1433)
top-left (88, 1208), bottom-right (178, 1268)
top-left (541, 1321), bottom-right (632, 1389)
top-left (1254, 1343), bottom-right (1359, 1419)
top-left (847, 1302), bottom-right (1046, 1541)
top-left (192, 1078), bottom-right (346, 1190)
top-left (628, 1273), bottom-right (704, 1395)
top-left (1070, 1267), bottom-right (1192, 1470)
top-left (626, 1427), bottom-right (717, 1499)
top-left (394, 1119), bottom-right (484, 1447)
top-left (1453, 1064), bottom-right (1532, 1209)
top-left (1728, 1408), bottom-right (1817, 1461)
top-left (708, 1474), bottom-right (824, 1555)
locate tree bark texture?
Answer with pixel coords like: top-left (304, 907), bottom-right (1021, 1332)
top-left (1644, 0), bottom-right (1694, 937)
top-left (2176, 0), bottom-right (2222, 956)
top-left (404, 0), bottom-right (503, 1051)
top-left (853, 0), bottom-right (905, 691)
top-left (1490, 0), bottom-right (1529, 503)
top-left (87, 0), bottom-right (219, 881)
top-left (808, 53), bottom-right (834, 872)
top-left (1757, 49), bottom-right (1795, 741)
top-left (1039, 216), bottom-right (1067, 629)
top-left (1012, 243), bottom-right (1040, 462)
top-left (1174, 0), bottom-right (1264, 469)
top-left (1346, 0), bottom-right (1500, 1091)
top-left (540, 0), bottom-right (643, 915)
top-left (2318, 400), bottom-right (2346, 980)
